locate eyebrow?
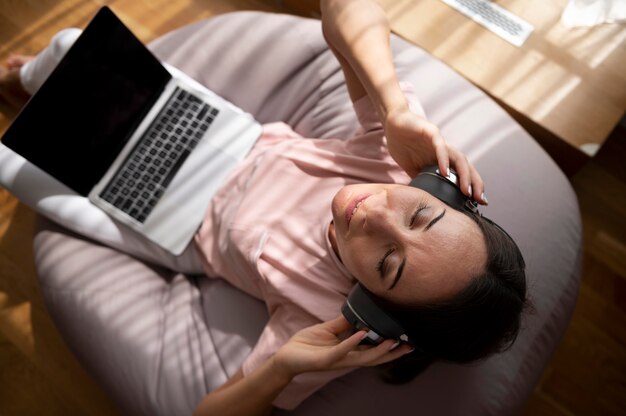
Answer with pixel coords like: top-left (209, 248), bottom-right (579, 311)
top-left (388, 209), bottom-right (447, 290)
top-left (388, 258), bottom-right (406, 290)
top-left (425, 209), bottom-right (446, 231)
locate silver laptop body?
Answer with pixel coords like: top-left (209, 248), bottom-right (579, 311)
top-left (89, 64), bottom-right (261, 254)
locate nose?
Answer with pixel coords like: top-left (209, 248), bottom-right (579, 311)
top-left (362, 192), bottom-right (401, 239)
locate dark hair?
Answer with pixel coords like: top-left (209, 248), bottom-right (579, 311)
top-left (377, 212), bottom-right (529, 384)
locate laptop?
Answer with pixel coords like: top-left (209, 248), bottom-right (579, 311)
top-left (2, 7), bottom-right (262, 255)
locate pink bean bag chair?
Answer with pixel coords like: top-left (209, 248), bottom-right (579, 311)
top-left (0, 11), bottom-right (582, 416)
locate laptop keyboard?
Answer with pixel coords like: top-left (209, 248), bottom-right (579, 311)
top-left (439, 0), bottom-right (534, 47)
top-left (99, 87), bottom-right (219, 223)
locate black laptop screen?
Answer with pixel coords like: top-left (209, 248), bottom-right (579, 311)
top-left (2, 7), bottom-right (171, 196)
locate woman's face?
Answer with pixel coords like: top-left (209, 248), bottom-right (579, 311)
top-left (329, 184), bottom-right (487, 305)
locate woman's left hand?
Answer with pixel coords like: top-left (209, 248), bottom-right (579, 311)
top-left (273, 315), bottom-right (412, 378)
top-left (385, 107), bottom-right (488, 205)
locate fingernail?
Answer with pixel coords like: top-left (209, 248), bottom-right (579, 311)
top-left (360, 331), bottom-right (369, 341)
top-left (481, 192), bottom-right (489, 205)
top-left (389, 341), bottom-right (400, 351)
top-left (468, 185), bottom-right (473, 196)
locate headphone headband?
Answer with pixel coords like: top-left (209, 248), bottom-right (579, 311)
top-left (341, 165), bottom-right (485, 347)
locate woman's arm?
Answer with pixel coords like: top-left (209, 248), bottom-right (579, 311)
top-left (193, 316), bottom-right (411, 416)
top-left (192, 363), bottom-right (289, 416)
top-left (321, 0), bottom-right (406, 123)
top-left (320, 0), bottom-right (487, 204)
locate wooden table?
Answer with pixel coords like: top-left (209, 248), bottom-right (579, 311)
top-left (284, 0), bottom-right (626, 175)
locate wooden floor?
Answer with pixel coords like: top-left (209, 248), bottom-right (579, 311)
top-left (1, 1), bottom-right (625, 415)
top-left (525, 124), bottom-right (626, 416)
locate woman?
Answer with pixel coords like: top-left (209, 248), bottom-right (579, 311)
top-left (0, 0), bottom-right (527, 415)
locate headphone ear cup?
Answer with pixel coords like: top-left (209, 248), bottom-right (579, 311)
top-left (408, 165), bottom-right (467, 211)
top-left (342, 284), bottom-right (408, 343)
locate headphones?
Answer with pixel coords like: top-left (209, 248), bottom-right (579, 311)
top-left (340, 165), bottom-right (481, 346)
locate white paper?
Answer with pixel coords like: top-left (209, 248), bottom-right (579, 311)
top-left (561, 0), bottom-right (626, 28)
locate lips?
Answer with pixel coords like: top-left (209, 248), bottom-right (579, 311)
top-left (345, 194), bottom-right (371, 228)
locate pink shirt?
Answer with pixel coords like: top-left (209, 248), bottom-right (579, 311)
top-left (194, 83), bottom-right (420, 409)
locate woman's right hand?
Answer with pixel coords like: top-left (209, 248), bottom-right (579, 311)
top-left (273, 315), bottom-right (413, 377)
top-left (384, 106), bottom-right (488, 205)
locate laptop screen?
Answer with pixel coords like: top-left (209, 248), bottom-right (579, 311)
top-left (2, 7), bottom-right (171, 196)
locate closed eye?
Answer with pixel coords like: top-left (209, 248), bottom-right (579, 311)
top-left (409, 202), bottom-right (429, 228)
top-left (376, 248), bottom-right (394, 278)
top-left (378, 202), bottom-right (430, 281)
